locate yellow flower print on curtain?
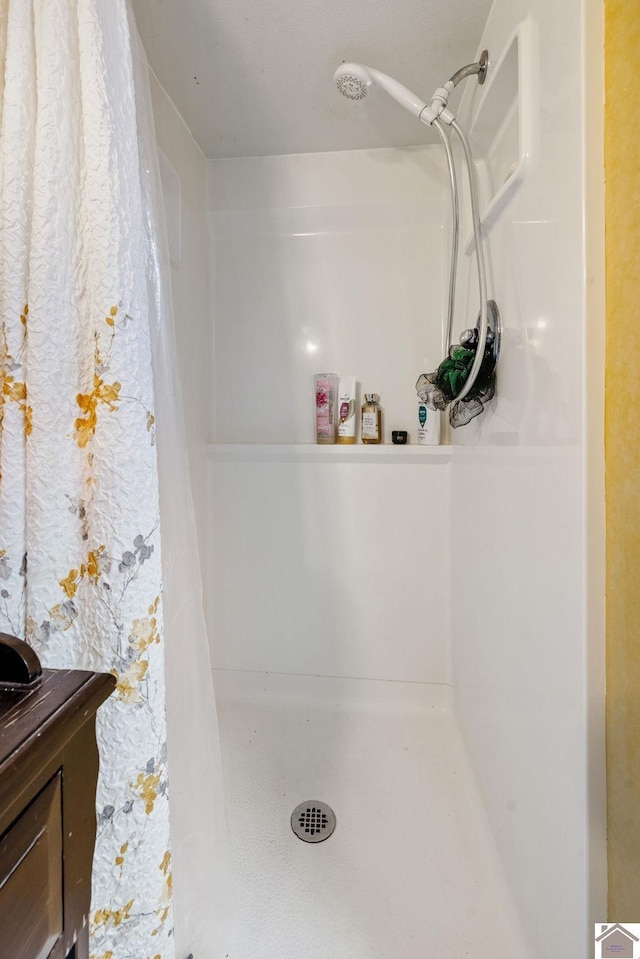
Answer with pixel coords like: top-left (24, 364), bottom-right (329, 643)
top-left (0, 1), bottom-right (174, 957)
top-left (74, 372), bottom-right (122, 448)
top-left (0, 309), bottom-right (32, 453)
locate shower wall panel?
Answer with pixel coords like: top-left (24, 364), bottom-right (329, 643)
top-left (450, 0), bottom-right (606, 955)
top-left (150, 73), bottom-right (211, 555)
top-left (206, 148), bottom-right (451, 682)
top-left (149, 72), bottom-right (225, 959)
top-left (207, 148), bottom-right (447, 444)
top-left (208, 457), bottom-right (450, 681)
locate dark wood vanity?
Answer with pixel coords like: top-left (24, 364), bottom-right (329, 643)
top-left (0, 634), bottom-right (115, 959)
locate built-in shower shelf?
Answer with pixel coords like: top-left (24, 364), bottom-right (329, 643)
top-left (205, 443), bottom-right (452, 464)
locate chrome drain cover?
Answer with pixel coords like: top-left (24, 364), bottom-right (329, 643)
top-left (291, 800), bottom-right (336, 843)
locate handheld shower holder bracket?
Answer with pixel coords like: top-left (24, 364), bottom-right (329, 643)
top-left (478, 50), bottom-right (489, 85)
top-left (477, 300), bottom-right (501, 366)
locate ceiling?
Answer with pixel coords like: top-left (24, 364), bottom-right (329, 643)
top-left (132, 0), bottom-right (493, 159)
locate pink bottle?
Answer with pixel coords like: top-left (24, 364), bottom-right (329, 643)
top-left (314, 374), bottom-right (338, 444)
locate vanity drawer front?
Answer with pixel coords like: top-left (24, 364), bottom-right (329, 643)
top-left (0, 773), bottom-right (63, 959)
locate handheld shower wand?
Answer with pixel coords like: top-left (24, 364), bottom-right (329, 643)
top-left (333, 52), bottom-right (488, 126)
top-left (333, 53), bottom-right (497, 407)
top-left (334, 63), bottom-right (432, 120)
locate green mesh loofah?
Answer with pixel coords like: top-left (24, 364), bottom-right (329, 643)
top-left (416, 334), bottom-right (496, 429)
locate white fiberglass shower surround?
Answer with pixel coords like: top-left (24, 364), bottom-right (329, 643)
top-left (142, 0), bottom-right (606, 954)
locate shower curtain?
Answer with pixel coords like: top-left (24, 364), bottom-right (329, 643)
top-left (0, 1), bottom-right (232, 957)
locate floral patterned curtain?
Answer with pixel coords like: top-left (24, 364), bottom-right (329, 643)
top-left (0, 1), bottom-right (174, 956)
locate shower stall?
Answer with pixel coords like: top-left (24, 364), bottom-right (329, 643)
top-left (142, 0), bottom-right (606, 954)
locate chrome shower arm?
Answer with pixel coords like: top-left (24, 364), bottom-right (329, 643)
top-left (448, 50), bottom-right (489, 89)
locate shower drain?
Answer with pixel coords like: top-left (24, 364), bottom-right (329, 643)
top-left (291, 800), bottom-right (336, 843)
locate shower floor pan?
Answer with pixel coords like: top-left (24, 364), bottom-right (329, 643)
top-left (214, 670), bottom-right (526, 959)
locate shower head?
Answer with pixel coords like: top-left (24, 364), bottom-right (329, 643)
top-left (333, 62), bottom-right (429, 119)
top-left (334, 63), bottom-right (372, 100)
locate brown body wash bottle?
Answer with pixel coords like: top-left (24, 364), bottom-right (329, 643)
top-left (361, 393), bottom-right (382, 444)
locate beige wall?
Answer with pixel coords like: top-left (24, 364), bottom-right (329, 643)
top-left (605, 0), bottom-right (640, 917)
